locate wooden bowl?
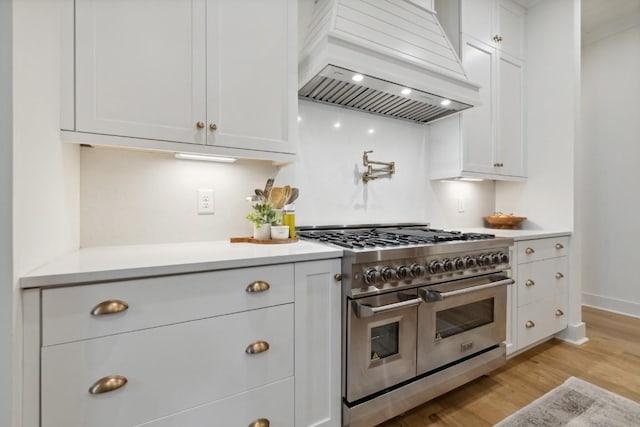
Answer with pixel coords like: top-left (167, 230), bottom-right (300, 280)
top-left (483, 215), bottom-right (527, 229)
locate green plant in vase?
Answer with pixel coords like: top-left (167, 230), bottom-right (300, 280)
top-left (246, 201), bottom-right (278, 239)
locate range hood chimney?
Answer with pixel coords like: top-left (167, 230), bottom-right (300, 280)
top-left (299, 0), bottom-right (480, 124)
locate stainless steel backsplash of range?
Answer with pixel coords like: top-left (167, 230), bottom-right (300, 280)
top-left (297, 224), bottom-right (514, 427)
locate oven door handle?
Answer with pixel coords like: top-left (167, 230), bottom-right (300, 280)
top-left (421, 278), bottom-right (514, 302)
top-left (354, 297), bottom-right (423, 318)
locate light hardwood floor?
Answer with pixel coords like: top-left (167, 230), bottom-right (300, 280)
top-left (378, 306), bottom-right (640, 426)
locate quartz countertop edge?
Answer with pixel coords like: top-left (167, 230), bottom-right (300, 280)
top-left (460, 228), bottom-right (572, 241)
top-left (20, 240), bottom-right (343, 289)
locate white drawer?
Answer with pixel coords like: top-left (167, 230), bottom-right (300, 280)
top-left (517, 294), bottom-right (568, 349)
top-left (42, 263), bottom-right (293, 346)
top-left (517, 257), bottom-right (568, 307)
top-left (137, 377), bottom-right (294, 427)
top-left (517, 236), bottom-right (569, 263)
top-left (41, 304), bottom-right (293, 427)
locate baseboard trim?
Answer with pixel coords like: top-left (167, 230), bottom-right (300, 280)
top-left (582, 293), bottom-right (640, 319)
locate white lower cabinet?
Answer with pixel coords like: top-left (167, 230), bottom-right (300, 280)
top-left (28, 259), bottom-right (342, 427)
top-left (509, 236), bottom-right (570, 354)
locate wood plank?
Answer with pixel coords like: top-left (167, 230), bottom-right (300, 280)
top-left (378, 306), bottom-right (640, 426)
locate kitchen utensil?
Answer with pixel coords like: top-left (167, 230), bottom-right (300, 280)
top-left (254, 189), bottom-right (266, 201)
top-left (287, 187), bottom-right (299, 204)
top-left (282, 185), bottom-right (292, 206)
top-left (263, 178), bottom-right (274, 200)
top-left (269, 187), bottom-right (285, 209)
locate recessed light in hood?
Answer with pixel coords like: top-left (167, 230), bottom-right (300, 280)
top-left (299, 0), bottom-right (481, 124)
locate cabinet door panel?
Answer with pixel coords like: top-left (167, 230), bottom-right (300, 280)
top-left (76, 0), bottom-right (206, 143)
top-left (498, 54), bottom-right (525, 177)
top-left (497, 0), bottom-right (525, 58)
top-left (207, 0), bottom-right (295, 154)
top-left (461, 37), bottom-right (496, 175)
top-left (460, 0), bottom-right (495, 47)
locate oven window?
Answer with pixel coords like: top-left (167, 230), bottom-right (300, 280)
top-left (435, 298), bottom-right (494, 340)
top-left (370, 323), bottom-right (399, 360)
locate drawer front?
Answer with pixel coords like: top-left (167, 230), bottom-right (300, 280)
top-left (137, 377), bottom-right (294, 427)
top-left (517, 295), bottom-right (568, 349)
top-left (517, 257), bottom-right (568, 307)
top-left (517, 236), bottom-right (569, 263)
top-left (42, 304), bottom-right (293, 427)
top-left (42, 264), bottom-right (293, 346)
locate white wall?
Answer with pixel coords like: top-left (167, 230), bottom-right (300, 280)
top-left (581, 24), bottom-right (640, 317)
top-left (495, 0), bottom-right (578, 231)
top-left (81, 101), bottom-right (494, 246)
top-left (1, 0), bottom-right (14, 424)
top-left (13, 2), bottom-right (82, 424)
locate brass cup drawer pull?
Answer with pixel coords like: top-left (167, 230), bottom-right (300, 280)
top-left (248, 418), bottom-right (270, 427)
top-left (555, 243), bottom-right (564, 250)
top-left (88, 375), bottom-right (127, 395)
top-left (245, 340), bottom-right (270, 355)
top-left (245, 281), bottom-right (270, 293)
top-left (525, 247), bottom-right (535, 255)
top-left (525, 279), bottom-right (535, 287)
top-left (90, 299), bottom-right (129, 316)
top-left (556, 309), bottom-right (564, 316)
top-left (525, 320), bottom-right (535, 329)
top-left (556, 272), bottom-right (565, 279)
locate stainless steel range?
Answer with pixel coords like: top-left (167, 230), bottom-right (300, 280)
top-left (297, 224), bottom-right (514, 427)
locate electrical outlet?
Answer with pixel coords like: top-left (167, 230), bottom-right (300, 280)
top-left (457, 198), bottom-right (464, 213)
top-left (197, 189), bottom-right (215, 215)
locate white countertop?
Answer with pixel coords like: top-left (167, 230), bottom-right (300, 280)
top-left (20, 240), bottom-right (343, 288)
top-left (462, 227), bottom-right (572, 241)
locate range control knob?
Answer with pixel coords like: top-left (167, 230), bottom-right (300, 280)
top-left (478, 254), bottom-right (492, 266)
top-left (428, 260), bottom-right (443, 274)
top-left (411, 263), bottom-right (426, 278)
top-left (497, 252), bottom-right (509, 264)
top-left (491, 253), bottom-right (501, 264)
top-left (442, 259), bottom-right (454, 272)
top-left (380, 267), bottom-right (397, 282)
top-left (453, 257), bottom-right (465, 270)
top-left (363, 268), bottom-right (380, 286)
top-left (397, 265), bottom-right (413, 281)
top-left (464, 256), bottom-right (476, 268)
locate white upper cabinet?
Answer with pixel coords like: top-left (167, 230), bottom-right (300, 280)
top-left (70, 0), bottom-right (297, 161)
top-left (76, 0), bottom-right (207, 144)
top-left (461, 0), bottom-right (525, 59)
top-left (429, 0), bottom-right (525, 181)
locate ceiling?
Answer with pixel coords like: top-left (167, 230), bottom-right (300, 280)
top-left (581, 0), bottom-right (640, 44)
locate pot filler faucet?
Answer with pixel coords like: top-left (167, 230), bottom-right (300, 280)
top-left (362, 150), bottom-right (395, 183)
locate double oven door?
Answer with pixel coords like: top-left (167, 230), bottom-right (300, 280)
top-left (345, 274), bottom-right (512, 403)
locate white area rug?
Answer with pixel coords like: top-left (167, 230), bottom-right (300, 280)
top-left (495, 376), bottom-right (640, 426)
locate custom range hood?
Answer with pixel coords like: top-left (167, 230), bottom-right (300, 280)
top-left (299, 0), bottom-right (480, 124)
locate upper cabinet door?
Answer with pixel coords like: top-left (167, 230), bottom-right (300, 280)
top-left (497, 53), bottom-right (525, 178)
top-left (461, 37), bottom-right (497, 175)
top-left (206, 0), bottom-right (296, 154)
top-left (75, 0), bottom-right (207, 144)
top-left (460, 0), bottom-right (495, 47)
top-left (497, 0), bottom-right (525, 59)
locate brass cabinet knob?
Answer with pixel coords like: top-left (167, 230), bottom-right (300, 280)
top-left (555, 309), bottom-right (564, 316)
top-left (245, 340), bottom-right (270, 355)
top-left (499, 163), bottom-right (504, 167)
top-left (196, 121), bottom-right (205, 129)
top-left (334, 273), bottom-right (343, 282)
top-left (555, 272), bottom-right (565, 279)
top-left (525, 247), bottom-right (535, 255)
top-left (555, 243), bottom-right (564, 250)
top-left (525, 279), bottom-right (535, 287)
top-left (209, 123), bottom-right (217, 131)
top-left (493, 35), bottom-right (500, 42)
top-left (90, 299), bottom-right (128, 316)
top-left (245, 281), bottom-right (270, 293)
top-left (525, 320), bottom-right (535, 329)
top-left (88, 375), bottom-right (127, 395)
top-left (248, 419), bottom-right (270, 427)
